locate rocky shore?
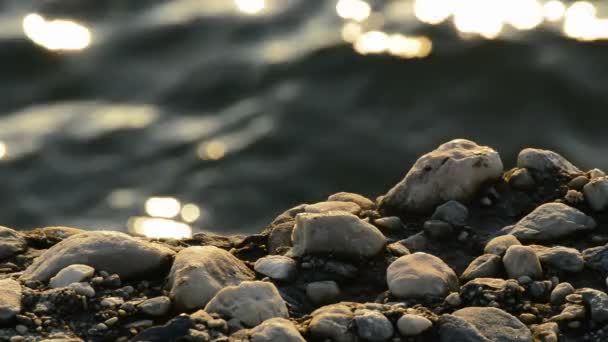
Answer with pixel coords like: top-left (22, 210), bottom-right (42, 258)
top-left (2, 139), bottom-right (608, 341)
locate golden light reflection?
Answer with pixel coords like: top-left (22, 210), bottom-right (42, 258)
top-left (128, 217), bottom-right (192, 239)
top-left (414, 0), bottom-right (452, 25)
top-left (563, 1), bottom-right (603, 41)
top-left (235, 0), bottom-right (265, 14)
top-left (354, 31), bottom-right (389, 54)
top-left (181, 203), bottom-right (201, 223)
top-left (543, 0), bottom-right (566, 22)
top-left (0, 142), bottom-right (7, 160)
top-left (145, 197), bottom-right (181, 218)
top-left (107, 189), bottom-right (137, 209)
top-left (22, 13), bottom-right (91, 51)
top-left (197, 140), bottom-right (226, 160)
top-left (341, 22), bottom-right (363, 43)
top-left (353, 31), bottom-right (432, 59)
top-left (452, 0), bottom-right (504, 39)
top-left (336, 0), bottom-right (372, 22)
top-left (504, 0), bottom-right (544, 30)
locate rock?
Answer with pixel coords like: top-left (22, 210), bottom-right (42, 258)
top-left (399, 232), bottom-right (428, 252)
top-left (550, 283), bottom-right (574, 306)
top-left (423, 220), bottom-right (454, 239)
top-left (139, 296), bottom-right (171, 317)
top-left (508, 168), bottom-right (535, 191)
top-left (432, 200), bottom-right (469, 226)
top-left (249, 318), bottom-right (305, 342)
top-left (0, 226), bottom-right (26, 260)
top-left (271, 204), bottom-right (307, 225)
top-left (291, 211), bottom-right (386, 258)
top-left (21, 231), bottom-right (174, 282)
top-left (517, 148), bottom-right (580, 175)
top-left (49, 264), bottom-right (95, 288)
top-left (268, 222), bottom-right (293, 255)
top-left (532, 322), bottom-right (559, 342)
top-left (460, 254), bottom-right (502, 282)
top-left (380, 139), bottom-right (503, 214)
top-left (254, 256), bottom-right (297, 281)
top-left (589, 168), bottom-right (606, 179)
top-left (305, 201), bottom-right (361, 215)
top-left (131, 314), bottom-right (195, 341)
top-left (309, 304), bottom-right (355, 342)
top-left (387, 252), bottom-right (458, 299)
top-left (582, 244), bottom-right (608, 274)
top-left (205, 281), bottom-right (288, 327)
top-left (583, 176), bottom-right (608, 211)
top-left (499, 203), bottom-right (596, 242)
top-left (441, 307), bottom-right (532, 342)
top-left (0, 278), bottom-right (21, 323)
top-left (579, 288), bottom-right (608, 322)
top-left (564, 189), bottom-right (584, 205)
top-left (354, 310), bottom-right (394, 341)
top-left (374, 217), bottom-right (403, 231)
top-left (484, 235), bottom-right (521, 256)
top-left (101, 297), bottom-right (124, 308)
top-left (327, 192), bottom-right (375, 210)
top-left (68, 282), bottom-right (95, 297)
top-left (503, 245), bottom-right (543, 280)
top-left (306, 281), bottom-right (341, 305)
top-left (386, 241), bottom-right (411, 256)
top-left (531, 245), bottom-right (584, 273)
top-left (568, 175), bottom-right (589, 190)
top-left (167, 246), bottom-right (254, 311)
top-left (397, 314), bottom-right (432, 336)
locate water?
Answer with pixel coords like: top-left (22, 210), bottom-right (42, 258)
top-left (1, 0), bottom-right (608, 237)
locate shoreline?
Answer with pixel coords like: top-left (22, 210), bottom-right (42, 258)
top-left (1, 139), bottom-right (607, 341)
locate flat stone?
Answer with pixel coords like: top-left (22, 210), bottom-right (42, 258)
top-left (387, 252), bottom-right (458, 299)
top-left (517, 148), bottom-right (580, 175)
top-left (550, 283), bottom-right (574, 306)
top-left (249, 318), bottom-right (305, 342)
top-left (503, 245), bottom-right (543, 280)
top-left (309, 304), bottom-right (355, 342)
top-left (139, 296), bottom-right (171, 317)
top-left (387, 241), bottom-right (411, 256)
top-left (432, 200), bottom-right (469, 226)
top-left (579, 288), bottom-right (608, 322)
top-left (327, 192), bottom-right (375, 210)
top-left (397, 314), bottom-right (432, 336)
top-left (0, 278), bottom-right (21, 323)
top-left (583, 176), bottom-right (608, 211)
top-left (254, 256), bottom-right (297, 281)
top-left (68, 282), bottom-right (95, 297)
top-left (21, 231), bottom-right (174, 282)
top-left (49, 264), bottom-right (95, 288)
top-left (484, 235), bottom-right (521, 256)
top-left (205, 281), bottom-right (288, 327)
top-left (354, 310), bottom-right (394, 341)
top-left (305, 201), bottom-right (361, 215)
top-left (460, 254), bottom-right (502, 282)
top-left (291, 211), bottom-right (386, 258)
top-left (168, 246), bottom-right (254, 311)
top-left (499, 203), bottom-right (595, 242)
top-left (531, 245), bottom-right (584, 273)
top-left (306, 281), bottom-right (341, 305)
top-left (381, 139), bottom-right (503, 214)
top-left (0, 226), bottom-right (26, 260)
top-left (441, 307), bottom-right (532, 342)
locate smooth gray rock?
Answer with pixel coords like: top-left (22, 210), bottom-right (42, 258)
top-left (397, 314), bottom-right (432, 336)
top-left (503, 245), bottom-right (543, 280)
top-left (354, 310), bottom-right (394, 341)
top-left (499, 203), bottom-right (595, 242)
top-left (0, 226), bottom-right (26, 260)
top-left (517, 148), bottom-right (580, 175)
top-left (579, 288), bottom-right (608, 322)
top-left (168, 246), bottom-right (254, 311)
top-left (583, 244), bottom-right (608, 274)
top-left (460, 254), bottom-right (502, 282)
top-left (508, 168), bottom-right (535, 191)
top-left (381, 139), bottom-right (503, 214)
top-left (432, 200), bottom-right (469, 226)
top-left (374, 217), bottom-right (403, 231)
top-left (21, 231), bottom-right (174, 282)
top-left (254, 255), bottom-right (296, 281)
top-left (484, 235), bottom-right (521, 256)
top-left (250, 318), bottom-right (305, 342)
top-left (531, 245), bottom-right (584, 273)
top-left (291, 211), bottom-right (386, 258)
top-left (441, 307), bottom-right (532, 342)
top-left (387, 252), bottom-right (458, 299)
top-left (309, 304), bottom-right (355, 342)
top-left (583, 176), bottom-right (608, 211)
top-left (424, 220), bottom-right (453, 239)
top-left (138, 296), bottom-right (171, 317)
top-left (205, 281), bottom-right (288, 327)
top-left (0, 278), bottom-right (21, 323)
top-left (550, 283), bottom-right (575, 306)
top-left (399, 232), bottom-right (428, 252)
top-left (328, 192), bottom-right (375, 210)
top-left (307, 281), bottom-right (341, 305)
top-left (438, 314), bottom-right (489, 342)
top-left (68, 282), bottom-right (95, 297)
top-left (49, 264), bottom-right (95, 288)
top-left (305, 201), bottom-right (361, 215)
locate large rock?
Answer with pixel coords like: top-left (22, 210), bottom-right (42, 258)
top-left (0, 278), bottom-right (21, 323)
top-left (583, 176), bottom-right (608, 211)
top-left (380, 139), bottom-right (503, 214)
top-left (387, 252), bottom-right (458, 299)
top-left (205, 281), bottom-right (288, 327)
top-left (499, 203), bottom-right (596, 242)
top-left (530, 245), bottom-right (584, 273)
top-left (579, 288), bottom-right (608, 322)
top-left (440, 307), bottom-right (532, 342)
top-left (49, 264), bottom-right (95, 288)
top-left (583, 244), bottom-right (608, 274)
top-left (502, 245), bottom-right (543, 280)
top-left (21, 231), bottom-right (174, 282)
top-left (309, 304), bottom-right (355, 342)
top-left (249, 318), bottom-right (305, 342)
top-left (517, 148), bottom-right (580, 175)
top-left (0, 226), bottom-right (26, 260)
top-left (168, 246), bottom-right (254, 311)
top-left (291, 211), bottom-right (386, 258)
top-left (460, 254), bottom-right (502, 282)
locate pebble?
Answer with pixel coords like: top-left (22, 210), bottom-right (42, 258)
top-left (68, 282), bottom-right (95, 297)
top-left (568, 175), bottom-right (589, 190)
top-left (423, 220), bottom-right (453, 239)
top-left (503, 245), bottom-right (543, 280)
top-left (354, 310), bottom-right (394, 341)
top-left (387, 252), bottom-right (458, 299)
top-left (138, 296), bottom-right (171, 316)
top-left (249, 317), bottom-right (305, 342)
top-left (460, 254), bottom-right (502, 282)
top-left (306, 281), bottom-right (341, 305)
top-left (508, 168), bottom-right (536, 190)
top-left (445, 292), bottom-right (462, 306)
top-left (517, 148), bottom-right (580, 175)
top-left (550, 283), bottom-right (575, 306)
top-left (432, 200), bottom-right (469, 226)
top-left (374, 216), bottom-right (403, 231)
top-left (327, 192), bottom-right (375, 210)
top-left (15, 325), bottom-right (27, 334)
top-left (397, 314), bottom-right (432, 336)
top-left (95, 323), bottom-right (108, 331)
top-left (104, 317), bottom-right (119, 326)
top-left (101, 297), bottom-right (124, 308)
top-left (305, 201), bottom-right (361, 215)
top-left (309, 304), bottom-right (355, 342)
top-left (254, 255), bottom-right (297, 281)
top-left (484, 234), bottom-right (521, 256)
top-left (49, 264), bottom-right (95, 288)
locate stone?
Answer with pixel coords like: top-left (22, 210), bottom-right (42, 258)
top-left (49, 264), bottom-right (95, 288)
top-left (550, 283), bottom-right (574, 306)
top-left (21, 231), bottom-right (174, 282)
top-left (445, 292), bottom-right (462, 306)
top-left (327, 192), bottom-right (375, 210)
top-left (381, 139), bottom-right (503, 214)
top-left (589, 168), bottom-right (606, 179)
top-left (568, 176), bottom-right (589, 190)
top-left (387, 252), bottom-right (458, 299)
top-left (68, 282), bottom-right (95, 297)
top-left (167, 246), bottom-right (254, 311)
top-left (309, 304), bottom-right (355, 342)
top-left (101, 297), bottom-right (124, 308)
top-left (271, 204), bottom-right (308, 225)
top-left (0, 227), bottom-right (26, 260)
top-left (268, 222), bottom-right (293, 255)
top-left (582, 244), bottom-right (608, 274)
top-left (432, 200), bottom-right (469, 226)
top-left (354, 310), bottom-right (394, 341)
top-left (484, 235), bottom-right (521, 256)
top-left (306, 281), bottom-right (341, 305)
top-left (399, 232), bottom-right (428, 252)
top-left (291, 211), bottom-right (386, 258)
top-left (254, 256), bottom-right (297, 281)
top-left (508, 168), bottom-right (535, 190)
top-left (503, 245), bottom-right (543, 280)
top-left (532, 322), bottom-right (559, 342)
top-left (460, 254), bottom-right (502, 282)
top-left (397, 314), bottom-right (432, 336)
top-left (386, 241), bottom-right (411, 256)
top-left (139, 296), bottom-right (171, 316)
top-left (579, 288), bottom-right (608, 322)
top-left (0, 278), bottom-right (21, 323)
top-left (531, 245), bottom-right (584, 273)
top-left (249, 318), bottom-right (305, 342)
top-left (205, 281), bottom-right (288, 327)
top-left (499, 203), bottom-right (595, 242)
top-left (305, 201), bottom-right (361, 215)
top-left (441, 307), bottom-right (532, 342)
top-left (583, 176), bottom-right (608, 211)
top-left (517, 148), bottom-right (580, 175)
top-left (423, 220), bottom-right (453, 239)
top-left (374, 217), bottom-right (403, 231)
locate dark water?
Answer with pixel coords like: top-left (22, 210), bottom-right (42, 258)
top-left (1, 0), bottom-right (608, 235)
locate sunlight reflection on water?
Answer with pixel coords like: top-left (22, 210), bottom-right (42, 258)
top-left (22, 13), bottom-right (91, 51)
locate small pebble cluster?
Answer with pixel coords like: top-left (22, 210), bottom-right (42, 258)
top-left (1, 139), bottom-right (608, 341)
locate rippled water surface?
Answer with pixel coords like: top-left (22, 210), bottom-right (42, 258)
top-left (1, 0), bottom-right (608, 237)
